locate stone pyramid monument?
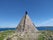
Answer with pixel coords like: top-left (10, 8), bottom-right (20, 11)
top-left (4, 11), bottom-right (40, 40)
top-left (16, 11), bottom-right (38, 33)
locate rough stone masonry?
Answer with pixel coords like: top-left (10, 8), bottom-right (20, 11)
top-left (4, 11), bottom-right (40, 40)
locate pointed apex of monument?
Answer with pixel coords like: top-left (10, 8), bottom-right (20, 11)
top-left (25, 11), bottom-right (28, 15)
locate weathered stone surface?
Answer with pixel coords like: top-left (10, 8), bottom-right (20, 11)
top-left (16, 11), bottom-right (38, 33)
top-left (4, 11), bottom-right (40, 40)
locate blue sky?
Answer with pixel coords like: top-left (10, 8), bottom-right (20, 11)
top-left (0, 0), bottom-right (53, 28)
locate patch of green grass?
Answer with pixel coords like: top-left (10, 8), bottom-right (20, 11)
top-left (38, 34), bottom-right (44, 40)
top-left (38, 30), bottom-right (53, 40)
top-left (0, 30), bottom-right (15, 40)
top-left (0, 30), bottom-right (53, 40)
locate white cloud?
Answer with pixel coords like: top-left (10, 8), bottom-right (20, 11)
top-left (37, 18), bottom-right (53, 26)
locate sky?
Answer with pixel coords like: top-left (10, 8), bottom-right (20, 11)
top-left (0, 0), bottom-right (53, 28)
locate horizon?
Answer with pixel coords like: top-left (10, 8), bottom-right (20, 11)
top-left (0, 0), bottom-right (53, 28)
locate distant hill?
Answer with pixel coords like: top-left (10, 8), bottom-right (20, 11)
top-left (0, 28), bottom-right (16, 31)
top-left (37, 26), bottom-right (53, 30)
top-left (0, 26), bottom-right (53, 31)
